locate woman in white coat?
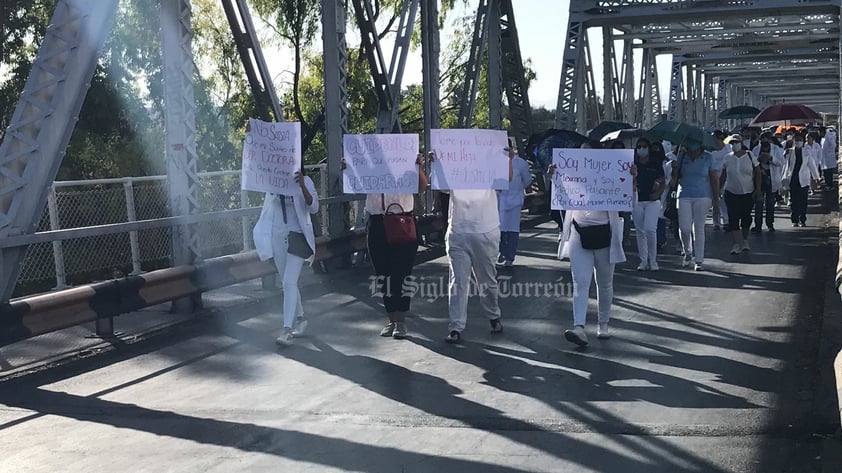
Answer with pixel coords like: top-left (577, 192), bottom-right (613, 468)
top-left (783, 132), bottom-right (820, 227)
top-left (550, 154), bottom-right (634, 347)
top-left (497, 146), bottom-right (534, 266)
top-left (821, 127), bottom-right (837, 189)
top-left (253, 170), bottom-right (320, 347)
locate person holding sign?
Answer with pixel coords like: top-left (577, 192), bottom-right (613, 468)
top-left (497, 141), bottom-right (534, 267)
top-left (430, 145), bottom-right (514, 344)
top-left (342, 152), bottom-right (429, 340)
top-left (631, 138), bottom-right (666, 271)
top-left (550, 147), bottom-right (634, 346)
top-left (253, 169), bottom-right (320, 348)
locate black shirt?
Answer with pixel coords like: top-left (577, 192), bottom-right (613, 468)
top-left (635, 158), bottom-right (666, 201)
top-left (791, 149), bottom-right (803, 188)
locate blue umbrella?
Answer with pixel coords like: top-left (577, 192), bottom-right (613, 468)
top-left (587, 121), bottom-right (633, 141)
top-left (529, 129), bottom-right (589, 175)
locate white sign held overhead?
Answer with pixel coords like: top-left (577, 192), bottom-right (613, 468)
top-left (430, 129), bottom-right (509, 190)
top-left (241, 119), bottom-right (302, 195)
top-left (550, 148), bottom-right (635, 211)
top-left (342, 134), bottom-right (419, 194)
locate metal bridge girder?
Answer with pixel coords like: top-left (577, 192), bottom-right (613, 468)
top-left (498, 0), bottom-right (535, 149)
top-left (322, 0), bottom-right (349, 237)
top-left (0, 0), bottom-right (119, 302)
top-left (457, 0), bottom-right (490, 128)
top-left (555, 17), bottom-right (585, 132)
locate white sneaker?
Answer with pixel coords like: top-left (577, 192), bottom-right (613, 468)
top-left (275, 328), bottom-right (294, 347)
top-left (741, 241), bottom-right (750, 252)
top-left (564, 325), bottom-right (588, 346)
top-left (597, 323), bottom-right (610, 339)
top-left (649, 261), bottom-right (659, 271)
top-left (694, 263), bottom-right (703, 271)
top-left (637, 262), bottom-right (648, 271)
top-left (291, 317), bottom-right (308, 337)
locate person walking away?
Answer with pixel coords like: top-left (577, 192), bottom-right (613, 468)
top-left (670, 140), bottom-right (719, 271)
top-left (497, 144), bottom-right (534, 266)
top-left (631, 138), bottom-right (665, 271)
top-left (821, 127), bottom-right (837, 190)
top-left (347, 154), bottom-right (428, 339)
top-left (253, 170), bottom-right (320, 348)
top-left (784, 132), bottom-right (821, 227)
top-left (551, 163), bottom-right (634, 346)
top-left (431, 149), bottom-right (512, 343)
top-left (720, 135), bottom-right (760, 255)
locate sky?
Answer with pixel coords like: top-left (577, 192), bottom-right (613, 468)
top-left (258, 0), bottom-right (674, 112)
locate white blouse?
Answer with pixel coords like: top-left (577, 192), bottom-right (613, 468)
top-left (365, 193), bottom-right (415, 215)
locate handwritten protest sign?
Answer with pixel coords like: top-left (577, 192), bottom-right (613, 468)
top-left (430, 129), bottom-right (509, 190)
top-left (550, 148), bottom-right (634, 211)
top-left (342, 134), bottom-right (419, 194)
top-left (241, 119), bottom-right (301, 195)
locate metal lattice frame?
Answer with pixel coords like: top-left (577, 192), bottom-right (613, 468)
top-left (421, 0), bottom-right (440, 213)
top-left (487, 0), bottom-right (503, 130)
top-left (353, 0), bottom-right (419, 133)
top-left (457, 0), bottom-right (490, 128)
top-left (322, 0), bottom-right (350, 237)
top-left (0, 0), bottom-right (119, 302)
top-left (554, 18), bottom-right (584, 131)
top-left (160, 0), bottom-right (202, 273)
top-left (498, 0), bottom-right (535, 146)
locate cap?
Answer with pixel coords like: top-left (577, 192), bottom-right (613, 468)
top-left (724, 134), bottom-right (742, 144)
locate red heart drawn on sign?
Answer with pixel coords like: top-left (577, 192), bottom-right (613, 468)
top-left (579, 194), bottom-right (585, 198)
top-left (619, 177), bottom-right (626, 182)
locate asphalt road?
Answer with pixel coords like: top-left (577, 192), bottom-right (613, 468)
top-left (1, 195), bottom-right (840, 473)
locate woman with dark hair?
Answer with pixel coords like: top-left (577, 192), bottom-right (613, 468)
top-left (631, 137), bottom-right (666, 270)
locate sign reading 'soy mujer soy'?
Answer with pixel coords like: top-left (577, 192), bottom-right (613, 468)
top-left (550, 148), bottom-right (634, 211)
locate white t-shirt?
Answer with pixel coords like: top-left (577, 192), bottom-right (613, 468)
top-left (365, 193), bottom-right (414, 215)
top-left (447, 189), bottom-right (499, 234)
top-left (723, 151), bottom-right (759, 195)
top-left (710, 146), bottom-right (729, 173)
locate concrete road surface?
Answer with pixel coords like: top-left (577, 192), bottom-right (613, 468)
top-left (1, 196), bottom-right (841, 472)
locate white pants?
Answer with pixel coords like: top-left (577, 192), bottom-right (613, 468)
top-left (718, 194), bottom-right (729, 225)
top-left (677, 197), bottom-right (711, 264)
top-left (446, 230), bottom-right (501, 332)
top-left (632, 200), bottom-right (660, 265)
top-left (568, 229), bottom-right (615, 327)
top-left (270, 229), bottom-right (306, 328)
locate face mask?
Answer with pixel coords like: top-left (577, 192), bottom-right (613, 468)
top-left (730, 143), bottom-right (742, 152)
top-left (795, 141), bottom-right (804, 148)
top-left (686, 143), bottom-right (701, 152)
top-left (786, 135), bottom-right (793, 141)
top-left (636, 147), bottom-right (649, 158)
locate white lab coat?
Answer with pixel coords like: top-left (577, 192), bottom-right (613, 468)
top-left (822, 130), bottom-right (837, 170)
top-left (497, 156), bottom-right (533, 232)
top-left (751, 143), bottom-right (786, 193)
top-left (557, 211), bottom-right (626, 264)
top-left (783, 147), bottom-right (821, 189)
top-left (253, 176), bottom-right (320, 266)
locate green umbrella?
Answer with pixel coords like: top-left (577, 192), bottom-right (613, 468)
top-left (646, 120), bottom-right (718, 151)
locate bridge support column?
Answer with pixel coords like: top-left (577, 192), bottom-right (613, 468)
top-left (555, 16), bottom-right (585, 131)
top-left (161, 0), bottom-right (203, 313)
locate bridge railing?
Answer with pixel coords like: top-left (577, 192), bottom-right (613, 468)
top-left (7, 165), bottom-right (366, 299)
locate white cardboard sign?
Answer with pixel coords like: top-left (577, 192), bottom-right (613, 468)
top-left (241, 119), bottom-right (302, 195)
top-left (550, 148), bottom-right (634, 211)
top-left (430, 129), bottom-right (509, 190)
top-left (342, 134), bottom-right (419, 194)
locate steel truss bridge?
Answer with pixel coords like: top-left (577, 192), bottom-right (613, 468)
top-left (0, 0), bottom-right (840, 342)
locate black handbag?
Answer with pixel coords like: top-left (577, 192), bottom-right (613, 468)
top-left (572, 219), bottom-right (611, 250)
top-left (287, 231), bottom-right (313, 259)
